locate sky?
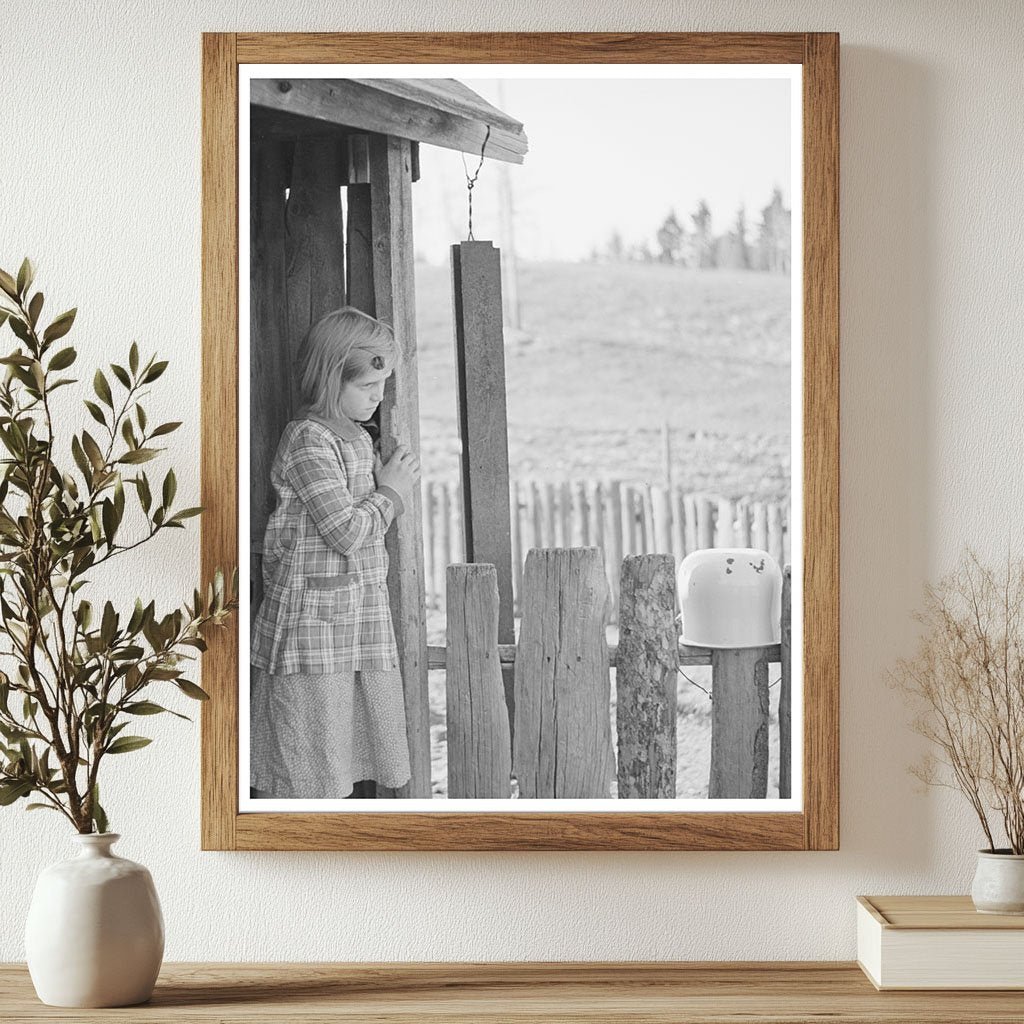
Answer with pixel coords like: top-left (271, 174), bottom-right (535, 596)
top-left (413, 75), bottom-right (793, 263)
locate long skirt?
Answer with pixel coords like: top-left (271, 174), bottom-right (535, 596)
top-left (250, 667), bottom-right (411, 799)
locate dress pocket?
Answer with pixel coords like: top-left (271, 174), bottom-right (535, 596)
top-left (301, 573), bottom-right (360, 623)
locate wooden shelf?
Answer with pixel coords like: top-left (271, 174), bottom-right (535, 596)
top-left (3, 962), bottom-right (1024, 1022)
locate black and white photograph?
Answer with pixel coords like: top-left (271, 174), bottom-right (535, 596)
top-left (241, 64), bottom-right (802, 811)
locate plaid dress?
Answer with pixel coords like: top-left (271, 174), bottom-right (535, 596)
top-left (250, 414), bottom-right (403, 674)
top-left (250, 413), bottom-right (410, 798)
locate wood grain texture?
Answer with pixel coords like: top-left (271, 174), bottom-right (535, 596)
top-left (232, 810), bottom-right (805, 851)
top-left (369, 133), bottom-right (431, 799)
top-left (709, 647), bottom-right (771, 799)
top-left (616, 555), bottom-right (679, 799)
top-left (236, 32), bottom-right (808, 64)
top-left (200, 32), bottom-right (238, 852)
top-left (249, 138), bottom-right (290, 600)
top-left (4, 962), bottom-right (1023, 1022)
top-left (284, 137), bottom-right (346, 415)
top-left (251, 77), bottom-right (527, 163)
top-left (862, 895), bottom-right (1024, 930)
top-left (802, 32), bottom-right (841, 851)
top-left (450, 241), bottom-right (516, 725)
top-left (445, 565), bottom-right (511, 798)
top-left (202, 31), bottom-right (839, 850)
top-left (513, 548), bottom-right (615, 799)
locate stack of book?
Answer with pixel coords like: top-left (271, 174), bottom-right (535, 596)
top-left (857, 895), bottom-right (1024, 990)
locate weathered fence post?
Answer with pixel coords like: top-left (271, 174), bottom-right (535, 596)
top-left (446, 565), bottom-right (512, 798)
top-left (616, 555), bottom-right (679, 798)
top-left (779, 566), bottom-right (792, 799)
top-left (709, 647), bottom-right (771, 798)
top-left (513, 548), bottom-right (614, 798)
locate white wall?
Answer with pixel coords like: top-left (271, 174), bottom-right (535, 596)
top-left (2, 0), bottom-right (1022, 961)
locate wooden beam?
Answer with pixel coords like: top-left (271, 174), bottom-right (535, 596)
top-left (251, 78), bottom-right (527, 164)
top-left (200, 31), bottom-right (238, 852)
top-left (427, 642), bottom-right (782, 671)
top-left (238, 32), bottom-right (808, 65)
top-left (709, 647), bottom-right (771, 799)
top-left (513, 548), bottom-right (614, 799)
top-left (284, 138), bottom-right (346, 414)
top-left (369, 133), bottom-right (431, 799)
top-left (450, 240), bottom-right (516, 725)
top-left (445, 565), bottom-right (512, 798)
top-left (616, 555), bottom-right (679, 799)
top-left (249, 138), bottom-right (290, 610)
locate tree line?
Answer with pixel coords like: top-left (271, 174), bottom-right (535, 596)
top-left (594, 188), bottom-right (791, 274)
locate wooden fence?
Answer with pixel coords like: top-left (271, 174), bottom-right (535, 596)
top-left (423, 478), bottom-right (790, 620)
top-left (440, 550), bottom-right (792, 800)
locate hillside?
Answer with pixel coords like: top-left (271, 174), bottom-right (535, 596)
top-left (414, 259), bottom-right (792, 500)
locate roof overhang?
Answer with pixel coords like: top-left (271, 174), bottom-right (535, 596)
top-left (250, 78), bottom-right (528, 164)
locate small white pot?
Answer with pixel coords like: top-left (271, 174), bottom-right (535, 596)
top-left (25, 833), bottom-right (164, 1007)
top-left (971, 849), bottom-right (1024, 915)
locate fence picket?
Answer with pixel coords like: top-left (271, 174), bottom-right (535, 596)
top-left (513, 548), bottom-right (614, 798)
top-left (608, 481), bottom-right (624, 616)
top-left (652, 485), bottom-right (673, 556)
top-left (616, 555), bottom-right (678, 798)
top-left (446, 565), bottom-right (512, 798)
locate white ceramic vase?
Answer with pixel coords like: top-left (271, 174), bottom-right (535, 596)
top-left (971, 850), bottom-right (1024, 915)
top-left (25, 833), bottom-right (164, 1007)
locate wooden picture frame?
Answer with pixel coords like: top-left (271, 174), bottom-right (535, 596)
top-left (201, 32), bottom-right (839, 851)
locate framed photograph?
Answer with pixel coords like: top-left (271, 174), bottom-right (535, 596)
top-left (201, 32), bottom-right (838, 850)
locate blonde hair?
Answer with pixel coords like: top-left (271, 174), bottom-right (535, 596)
top-left (298, 307), bottom-right (399, 419)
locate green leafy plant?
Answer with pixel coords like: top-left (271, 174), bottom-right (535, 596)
top-left (0, 259), bottom-right (235, 833)
top-left (894, 551), bottom-right (1024, 853)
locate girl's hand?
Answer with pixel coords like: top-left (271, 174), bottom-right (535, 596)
top-left (377, 444), bottom-right (420, 503)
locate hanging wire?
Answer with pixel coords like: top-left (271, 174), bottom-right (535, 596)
top-left (460, 125), bottom-right (491, 241)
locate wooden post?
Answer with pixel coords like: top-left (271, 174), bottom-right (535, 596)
top-left (616, 555), bottom-right (678, 799)
top-left (450, 240), bottom-right (516, 724)
top-left (709, 647), bottom-right (771, 799)
top-left (345, 183), bottom-right (374, 313)
top-left (779, 566), bottom-right (792, 799)
top-left (285, 138), bottom-right (346, 415)
top-left (249, 138), bottom-right (291, 610)
top-left (369, 133), bottom-right (430, 798)
top-left (446, 565), bottom-right (512, 798)
top-left (513, 548), bottom-right (614, 798)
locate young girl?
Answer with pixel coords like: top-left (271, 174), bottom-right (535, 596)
top-left (250, 306), bottom-right (419, 799)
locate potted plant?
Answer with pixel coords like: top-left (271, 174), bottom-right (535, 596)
top-left (894, 551), bottom-right (1024, 914)
top-left (0, 259), bottom-right (235, 1005)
